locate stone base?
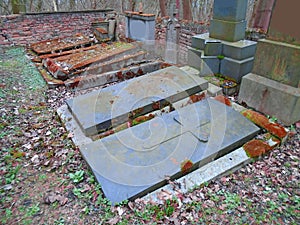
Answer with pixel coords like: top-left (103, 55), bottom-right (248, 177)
top-left (204, 41), bottom-right (223, 56)
top-left (187, 47), bottom-right (220, 74)
top-left (223, 40), bottom-right (257, 60)
top-left (220, 57), bottom-right (254, 83)
top-left (209, 19), bottom-right (246, 42)
top-left (189, 34), bottom-right (256, 82)
top-left (238, 73), bottom-right (300, 125)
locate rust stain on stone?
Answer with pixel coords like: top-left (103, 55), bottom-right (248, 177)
top-left (241, 109), bottom-right (288, 140)
top-left (180, 159), bottom-right (193, 174)
top-left (213, 95), bottom-right (232, 106)
top-left (243, 139), bottom-right (272, 158)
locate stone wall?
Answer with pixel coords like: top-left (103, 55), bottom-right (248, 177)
top-left (0, 10), bottom-right (111, 46)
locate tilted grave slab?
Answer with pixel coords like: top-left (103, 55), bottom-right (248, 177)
top-left (67, 66), bottom-right (209, 136)
top-left (79, 98), bottom-right (260, 204)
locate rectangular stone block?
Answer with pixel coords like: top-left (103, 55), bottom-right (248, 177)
top-left (213, 0), bottom-right (248, 22)
top-left (80, 98), bottom-right (259, 204)
top-left (238, 73), bottom-right (300, 125)
top-left (209, 19), bottom-right (246, 42)
top-left (125, 12), bottom-right (155, 41)
top-left (67, 66), bottom-right (208, 136)
top-left (204, 41), bottom-right (223, 56)
top-left (202, 56), bottom-right (220, 75)
top-left (223, 40), bottom-right (257, 60)
top-left (220, 57), bottom-right (254, 82)
top-left (252, 39), bottom-right (300, 88)
top-left (187, 47), bottom-right (220, 74)
top-left (191, 33), bottom-right (210, 49)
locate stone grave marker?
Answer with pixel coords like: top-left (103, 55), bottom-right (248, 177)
top-left (125, 11), bottom-right (155, 41)
top-left (188, 0), bottom-right (257, 83)
top-left (63, 65), bottom-right (260, 204)
top-left (238, 0), bottom-right (300, 125)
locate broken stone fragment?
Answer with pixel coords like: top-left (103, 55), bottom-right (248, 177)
top-left (241, 109), bottom-right (289, 141)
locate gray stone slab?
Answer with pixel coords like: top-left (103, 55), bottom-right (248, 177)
top-left (143, 147), bottom-right (251, 203)
top-left (67, 66), bottom-right (208, 136)
top-left (238, 73), bottom-right (300, 125)
top-left (213, 0), bottom-right (248, 22)
top-left (209, 19), bottom-right (246, 42)
top-left (220, 57), bottom-right (254, 83)
top-left (80, 98), bottom-right (259, 204)
top-left (223, 40), bottom-right (257, 60)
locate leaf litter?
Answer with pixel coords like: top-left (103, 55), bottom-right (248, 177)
top-left (0, 47), bottom-right (299, 224)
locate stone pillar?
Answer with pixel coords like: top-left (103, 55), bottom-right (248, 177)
top-left (125, 11), bottom-right (155, 41)
top-left (209, 0), bottom-right (248, 42)
top-left (238, 0), bottom-right (300, 125)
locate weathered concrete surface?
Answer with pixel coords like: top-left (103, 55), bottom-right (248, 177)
top-left (220, 57), bottom-right (254, 83)
top-left (213, 0), bottom-right (248, 22)
top-left (79, 98), bottom-right (259, 203)
top-left (209, 19), bottom-right (246, 42)
top-left (252, 39), bottom-right (300, 88)
top-left (238, 73), bottom-right (300, 125)
top-left (67, 66), bottom-right (208, 136)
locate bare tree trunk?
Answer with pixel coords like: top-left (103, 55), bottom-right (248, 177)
top-left (36, 0), bottom-right (43, 11)
top-left (129, 0), bottom-right (136, 11)
top-left (159, 0), bottom-right (167, 17)
top-left (69, 0), bottom-right (75, 10)
top-left (91, 0), bottom-right (96, 9)
top-left (11, 0), bottom-right (20, 14)
top-left (120, 0), bottom-right (124, 12)
top-left (52, 0), bottom-right (57, 11)
top-left (182, 0), bottom-right (192, 20)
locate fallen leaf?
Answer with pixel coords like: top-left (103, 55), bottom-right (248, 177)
top-left (108, 217), bottom-right (120, 225)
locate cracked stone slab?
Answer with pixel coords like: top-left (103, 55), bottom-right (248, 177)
top-left (67, 66), bottom-right (208, 136)
top-left (79, 98), bottom-right (260, 204)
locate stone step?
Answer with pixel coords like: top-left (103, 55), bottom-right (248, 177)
top-left (67, 66), bottom-right (209, 136)
top-left (179, 66), bottom-right (223, 96)
top-left (79, 98), bottom-right (260, 204)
